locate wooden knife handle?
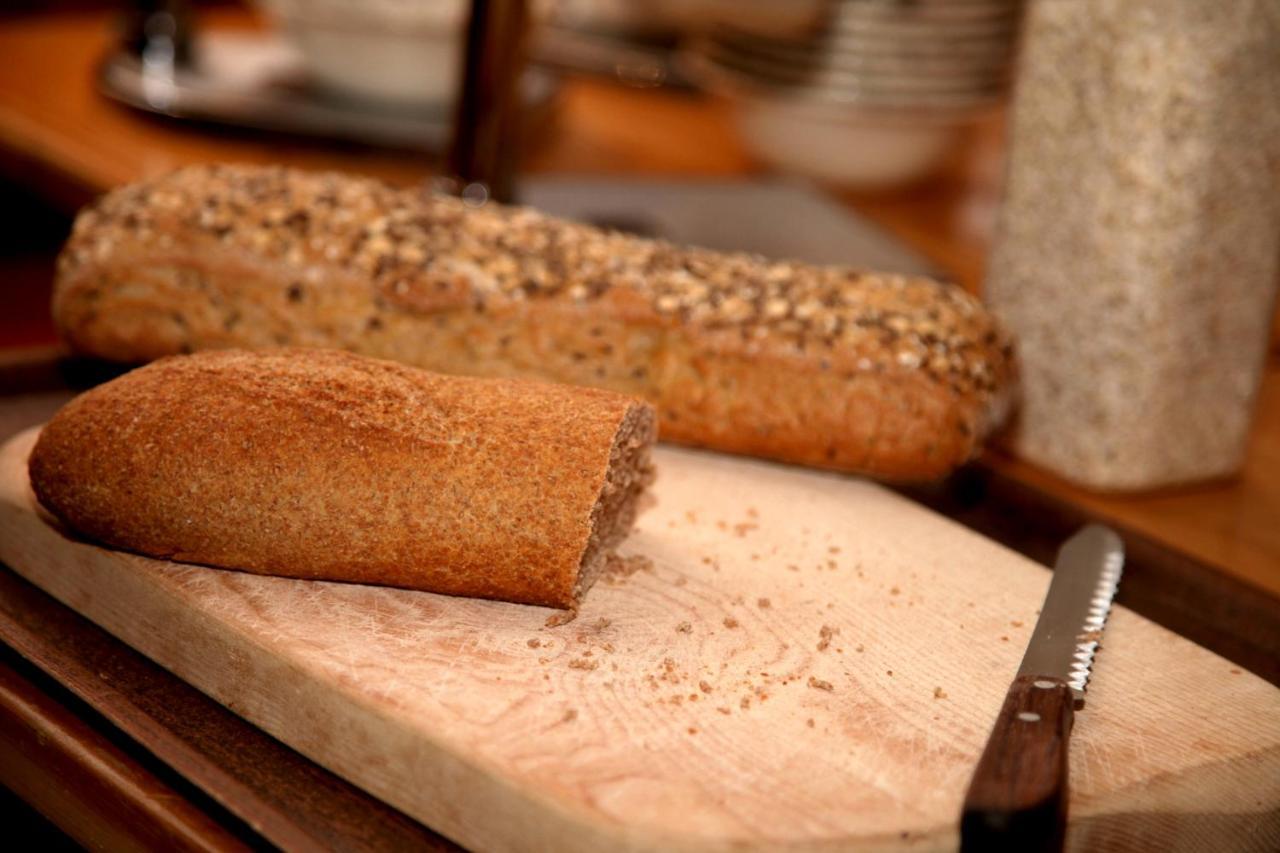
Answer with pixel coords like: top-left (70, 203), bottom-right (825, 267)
top-left (960, 674), bottom-right (1075, 853)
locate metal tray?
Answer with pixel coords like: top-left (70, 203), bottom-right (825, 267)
top-left (98, 31), bottom-right (557, 152)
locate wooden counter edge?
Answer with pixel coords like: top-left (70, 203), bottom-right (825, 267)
top-left (0, 647), bottom-right (249, 852)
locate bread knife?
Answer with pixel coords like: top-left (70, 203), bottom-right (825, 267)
top-left (960, 524), bottom-right (1125, 852)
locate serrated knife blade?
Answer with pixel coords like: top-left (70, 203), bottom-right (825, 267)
top-left (1018, 524), bottom-right (1125, 707)
top-left (960, 524), bottom-right (1125, 853)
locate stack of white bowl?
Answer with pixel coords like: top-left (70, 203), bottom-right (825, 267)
top-left (254, 0), bottom-right (471, 107)
top-left (684, 0), bottom-right (1025, 188)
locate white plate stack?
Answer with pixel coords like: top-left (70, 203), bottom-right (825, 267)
top-left (683, 0), bottom-right (1025, 188)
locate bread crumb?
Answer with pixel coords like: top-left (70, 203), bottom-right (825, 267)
top-left (933, 687), bottom-right (948, 700)
top-left (592, 617), bottom-right (612, 630)
top-left (717, 706), bottom-right (732, 715)
top-left (807, 677), bottom-right (834, 692)
top-left (734, 522), bottom-right (759, 537)
top-left (546, 609), bottom-right (578, 627)
top-left (1011, 620), bottom-right (1024, 628)
top-left (886, 670), bottom-right (894, 677)
top-left (568, 658), bottom-right (598, 671)
top-left (806, 718), bottom-right (815, 728)
top-left (699, 680), bottom-right (713, 693)
top-left (826, 559), bottom-right (837, 570)
top-left (855, 644), bottom-right (865, 653)
top-left (602, 642), bottom-right (616, 653)
top-left (787, 564), bottom-right (800, 572)
top-left (723, 616), bottom-right (740, 629)
top-left (527, 638), bottom-right (541, 648)
top-left (828, 546), bottom-right (841, 554)
top-left (562, 708), bottom-right (578, 722)
top-left (676, 621), bottom-right (692, 634)
top-left (1000, 635), bottom-right (1010, 642)
top-left (757, 597), bottom-right (772, 609)
top-left (817, 624), bottom-right (839, 652)
top-left (889, 586), bottom-right (900, 596)
top-left (659, 657), bottom-right (679, 683)
top-left (602, 554), bottom-right (653, 585)
top-left (687, 727), bottom-right (698, 735)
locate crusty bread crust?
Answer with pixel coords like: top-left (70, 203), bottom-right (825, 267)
top-left (53, 164), bottom-right (1014, 480)
top-left (28, 349), bottom-right (656, 609)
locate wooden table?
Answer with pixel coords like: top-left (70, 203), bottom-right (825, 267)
top-left (0, 7), bottom-right (1276, 850)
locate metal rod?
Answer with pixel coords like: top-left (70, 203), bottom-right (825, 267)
top-left (122, 0), bottom-right (194, 69)
top-left (445, 0), bottom-right (530, 204)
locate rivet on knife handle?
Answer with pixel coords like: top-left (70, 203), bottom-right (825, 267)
top-left (960, 525), bottom-right (1125, 853)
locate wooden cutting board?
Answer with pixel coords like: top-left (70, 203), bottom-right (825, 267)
top-left (0, 427), bottom-right (1276, 852)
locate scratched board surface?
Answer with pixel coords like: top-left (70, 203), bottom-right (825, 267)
top-left (0, 427), bottom-right (1276, 851)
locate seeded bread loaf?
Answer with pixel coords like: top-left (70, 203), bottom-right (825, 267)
top-left (28, 349), bottom-right (656, 609)
top-left (53, 164), bottom-right (1014, 480)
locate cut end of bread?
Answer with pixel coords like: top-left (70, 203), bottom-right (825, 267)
top-left (574, 402), bottom-right (658, 605)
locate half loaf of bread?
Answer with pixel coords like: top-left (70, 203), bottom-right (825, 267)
top-left (28, 348), bottom-right (656, 609)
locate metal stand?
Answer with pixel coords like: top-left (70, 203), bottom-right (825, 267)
top-left (445, 0), bottom-right (530, 204)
